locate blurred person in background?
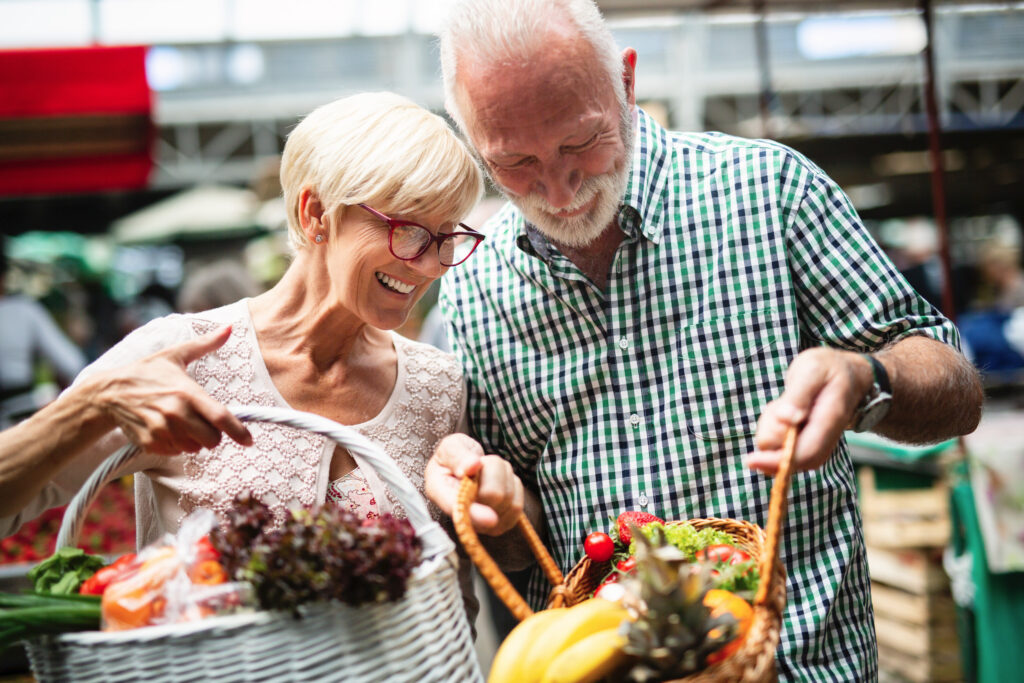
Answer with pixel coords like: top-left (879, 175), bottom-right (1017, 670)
top-left (888, 217), bottom-right (974, 317)
top-left (976, 239), bottom-right (1024, 311)
top-left (117, 281), bottom-right (177, 338)
top-left (423, 1), bottom-right (983, 679)
top-left (1, 92), bottom-right (485, 620)
top-left (176, 259), bottom-right (262, 313)
top-left (960, 239), bottom-right (1024, 374)
top-left (0, 240), bottom-right (87, 428)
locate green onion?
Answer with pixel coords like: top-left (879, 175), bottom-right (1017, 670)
top-left (0, 592), bottom-right (101, 650)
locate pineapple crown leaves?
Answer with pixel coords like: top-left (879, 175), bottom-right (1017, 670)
top-left (622, 523), bottom-right (740, 680)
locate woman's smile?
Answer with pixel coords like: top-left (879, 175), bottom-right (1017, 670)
top-left (375, 271), bottom-right (416, 295)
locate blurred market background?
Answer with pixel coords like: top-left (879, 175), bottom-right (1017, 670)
top-left (1, 0), bottom-right (1023, 681)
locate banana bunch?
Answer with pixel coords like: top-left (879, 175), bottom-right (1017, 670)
top-left (487, 597), bottom-right (632, 683)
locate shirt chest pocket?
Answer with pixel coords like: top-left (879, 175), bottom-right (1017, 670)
top-left (675, 310), bottom-right (790, 442)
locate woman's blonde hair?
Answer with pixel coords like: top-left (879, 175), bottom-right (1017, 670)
top-left (280, 92), bottom-right (483, 252)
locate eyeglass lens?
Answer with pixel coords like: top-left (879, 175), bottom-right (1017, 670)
top-left (390, 224), bottom-right (480, 266)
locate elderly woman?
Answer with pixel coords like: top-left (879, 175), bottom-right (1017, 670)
top-left (0, 93), bottom-right (485, 609)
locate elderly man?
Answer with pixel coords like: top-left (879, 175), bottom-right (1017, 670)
top-left (423, 0), bottom-right (983, 678)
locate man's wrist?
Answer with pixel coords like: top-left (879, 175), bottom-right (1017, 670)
top-left (850, 354), bottom-right (892, 432)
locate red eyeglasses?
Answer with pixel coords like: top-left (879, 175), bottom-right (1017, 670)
top-left (357, 204), bottom-right (484, 267)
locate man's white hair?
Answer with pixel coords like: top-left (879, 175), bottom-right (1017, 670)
top-left (438, 0), bottom-right (624, 133)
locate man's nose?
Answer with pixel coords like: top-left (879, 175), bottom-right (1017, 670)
top-left (534, 160), bottom-right (583, 209)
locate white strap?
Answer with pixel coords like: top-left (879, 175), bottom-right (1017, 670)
top-left (57, 406), bottom-right (454, 560)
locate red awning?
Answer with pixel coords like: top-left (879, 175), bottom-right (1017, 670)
top-left (0, 45), bottom-right (154, 196)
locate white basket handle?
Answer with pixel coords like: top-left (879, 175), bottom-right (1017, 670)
top-left (56, 405), bottom-right (454, 559)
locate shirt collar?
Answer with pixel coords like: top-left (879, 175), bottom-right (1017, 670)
top-left (622, 107), bottom-right (671, 245)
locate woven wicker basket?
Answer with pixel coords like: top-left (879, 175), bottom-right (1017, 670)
top-left (23, 406), bottom-right (483, 683)
top-left (455, 426), bottom-right (799, 683)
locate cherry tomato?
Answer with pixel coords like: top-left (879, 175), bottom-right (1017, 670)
top-left (583, 532), bottom-right (615, 563)
top-left (616, 556), bottom-right (637, 574)
top-left (696, 544), bottom-right (751, 565)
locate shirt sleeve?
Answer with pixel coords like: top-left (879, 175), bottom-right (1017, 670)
top-left (782, 154), bottom-right (960, 351)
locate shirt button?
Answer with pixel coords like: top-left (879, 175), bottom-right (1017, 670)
top-left (629, 413), bottom-right (641, 427)
top-left (639, 492), bottom-right (649, 508)
top-left (618, 337), bottom-right (630, 350)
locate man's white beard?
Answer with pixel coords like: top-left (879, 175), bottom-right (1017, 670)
top-left (512, 167), bottom-right (627, 248)
top-left (503, 105), bottom-right (635, 249)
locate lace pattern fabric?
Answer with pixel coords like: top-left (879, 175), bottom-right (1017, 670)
top-left (359, 337), bottom-right (464, 520)
top-left (168, 301), bottom-right (464, 530)
top-left (182, 318), bottom-right (325, 527)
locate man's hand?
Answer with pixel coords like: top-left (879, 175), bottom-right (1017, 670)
top-left (425, 433), bottom-right (524, 536)
top-left (746, 347), bottom-right (871, 474)
top-left (87, 325), bottom-right (253, 455)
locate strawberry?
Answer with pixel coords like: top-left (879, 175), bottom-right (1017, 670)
top-left (615, 511), bottom-right (663, 546)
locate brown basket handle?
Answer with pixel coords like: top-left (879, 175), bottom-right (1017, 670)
top-left (454, 424), bottom-right (798, 617)
top-left (454, 476), bottom-right (565, 621)
top-left (753, 424), bottom-right (798, 607)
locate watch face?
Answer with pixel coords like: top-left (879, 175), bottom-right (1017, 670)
top-left (856, 395), bottom-right (891, 432)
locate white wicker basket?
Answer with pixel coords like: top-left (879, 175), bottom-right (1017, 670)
top-left (23, 406), bottom-right (483, 683)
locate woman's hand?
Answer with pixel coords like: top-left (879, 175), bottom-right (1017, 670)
top-left (425, 433), bottom-right (524, 536)
top-left (87, 325), bottom-right (253, 455)
top-left (0, 326), bottom-right (254, 520)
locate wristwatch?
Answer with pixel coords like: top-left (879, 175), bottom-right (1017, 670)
top-left (851, 354), bottom-right (892, 433)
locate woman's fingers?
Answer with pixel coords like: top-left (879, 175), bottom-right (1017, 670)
top-left (474, 456), bottom-right (524, 535)
top-left (424, 434), bottom-right (485, 517)
top-left (424, 436), bottom-right (523, 536)
top-left (96, 325), bottom-right (258, 455)
top-left (188, 392), bottom-right (253, 447)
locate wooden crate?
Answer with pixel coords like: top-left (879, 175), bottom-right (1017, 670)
top-left (877, 644), bottom-right (963, 683)
top-left (874, 601), bottom-right (959, 657)
top-left (866, 546), bottom-right (949, 594)
top-left (871, 582), bottom-right (956, 626)
top-left (872, 580), bottom-right (963, 683)
top-left (861, 467), bottom-right (964, 683)
top-left (860, 468), bottom-right (950, 548)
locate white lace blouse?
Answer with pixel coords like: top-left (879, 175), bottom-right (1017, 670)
top-left (0, 300), bottom-right (476, 619)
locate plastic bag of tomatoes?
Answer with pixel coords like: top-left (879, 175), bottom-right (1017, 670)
top-left (97, 509), bottom-right (245, 631)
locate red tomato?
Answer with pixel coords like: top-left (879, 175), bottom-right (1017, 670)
top-left (615, 556), bottom-right (637, 574)
top-left (195, 536), bottom-right (220, 562)
top-left (583, 532), bottom-right (615, 563)
top-left (79, 553), bottom-right (138, 596)
top-left (696, 544), bottom-right (751, 565)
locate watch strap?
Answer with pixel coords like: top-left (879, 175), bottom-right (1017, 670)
top-left (864, 354), bottom-right (891, 396)
top-left (851, 354), bottom-right (892, 432)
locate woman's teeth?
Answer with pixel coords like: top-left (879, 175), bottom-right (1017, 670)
top-left (376, 272), bottom-right (415, 294)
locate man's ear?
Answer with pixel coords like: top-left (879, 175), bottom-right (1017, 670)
top-left (622, 48), bottom-right (637, 107)
top-left (298, 187), bottom-right (327, 242)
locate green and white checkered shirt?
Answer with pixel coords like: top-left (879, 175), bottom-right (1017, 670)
top-left (440, 109), bottom-right (958, 681)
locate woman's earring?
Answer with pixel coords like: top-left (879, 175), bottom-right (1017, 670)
top-left (315, 234), bottom-right (324, 243)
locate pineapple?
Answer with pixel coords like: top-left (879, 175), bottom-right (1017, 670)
top-left (621, 525), bottom-right (738, 682)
